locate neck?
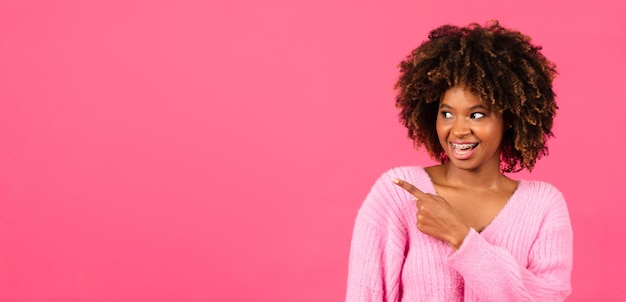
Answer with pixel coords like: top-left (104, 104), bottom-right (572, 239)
top-left (441, 162), bottom-right (506, 191)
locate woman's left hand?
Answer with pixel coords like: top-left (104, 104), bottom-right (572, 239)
top-left (392, 178), bottom-right (470, 250)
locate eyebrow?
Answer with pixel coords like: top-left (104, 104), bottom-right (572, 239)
top-left (439, 103), bottom-right (490, 110)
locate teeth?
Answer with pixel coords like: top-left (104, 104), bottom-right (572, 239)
top-left (452, 143), bottom-right (477, 150)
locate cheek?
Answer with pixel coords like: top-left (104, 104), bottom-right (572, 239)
top-left (435, 120), bottom-right (447, 142)
top-left (482, 123), bottom-right (505, 142)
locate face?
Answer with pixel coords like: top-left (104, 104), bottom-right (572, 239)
top-left (436, 86), bottom-right (504, 171)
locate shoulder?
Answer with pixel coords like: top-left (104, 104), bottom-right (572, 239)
top-left (518, 180), bottom-right (566, 204)
top-left (366, 166), bottom-right (433, 202)
top-left (356, 166), bottom-right (428, 227)
top-left (377, 166), bottom-right (433, 188)
top-left (516, 180), bottom-right (570, 222)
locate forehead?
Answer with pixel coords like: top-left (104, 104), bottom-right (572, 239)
top-left (439, 86), bottom-right (487, 108)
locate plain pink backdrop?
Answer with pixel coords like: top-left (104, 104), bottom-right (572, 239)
top-left (1, 0), bottom-right (625, 301)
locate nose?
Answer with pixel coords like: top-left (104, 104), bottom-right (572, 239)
top-left (452, 118), bottom-right (471, 138)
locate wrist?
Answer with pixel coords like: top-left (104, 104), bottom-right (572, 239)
top-left (448, 226), bottom-right (470, 251)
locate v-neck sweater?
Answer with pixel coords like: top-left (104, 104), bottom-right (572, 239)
top-left (346, 166), bottom-right (573, 301)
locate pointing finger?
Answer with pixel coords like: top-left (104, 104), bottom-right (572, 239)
top-left (391, 178), bottom-right (427, 199)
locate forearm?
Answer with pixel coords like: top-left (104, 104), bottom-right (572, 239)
top-left (447, 229), bottom-right (572, 301)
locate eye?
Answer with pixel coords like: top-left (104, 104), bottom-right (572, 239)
top-left (441, 111), bottom-right (453, 119)
top-left (470, 112), bottom-right (485, 119)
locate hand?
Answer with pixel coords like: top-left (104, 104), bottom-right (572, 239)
top-left (392, 178), bottom-right (470, 250)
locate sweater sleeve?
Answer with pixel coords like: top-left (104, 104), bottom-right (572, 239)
top-left (447, 186), bottom-right (573, 301)
top-left (346, 171), bottom-right (410, 302)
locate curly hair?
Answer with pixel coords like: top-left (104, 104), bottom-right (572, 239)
top-left (394, 21), bottom-right (558, 172)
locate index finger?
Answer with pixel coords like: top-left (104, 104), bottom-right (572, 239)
top-left (391, 178), bottom-right (428, 199)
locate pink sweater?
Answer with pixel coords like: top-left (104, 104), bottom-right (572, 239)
top-left (346, 166), bottom-right (573, 301)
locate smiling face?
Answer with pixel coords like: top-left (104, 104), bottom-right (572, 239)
top-left (436, 86), bottom-right (505, 172)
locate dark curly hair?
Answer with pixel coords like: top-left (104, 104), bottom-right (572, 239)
top-left (394, 21), bottom-right (558, 172)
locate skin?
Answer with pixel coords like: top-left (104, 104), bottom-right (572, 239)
top-left (393, 86), bottom-right (518, 251)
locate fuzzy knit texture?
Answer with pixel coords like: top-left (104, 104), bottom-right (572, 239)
top-left (346, 166), bottom-right (573, 302)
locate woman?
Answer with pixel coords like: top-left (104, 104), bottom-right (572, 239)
top-left (346, 21), bottom-right (573, 301)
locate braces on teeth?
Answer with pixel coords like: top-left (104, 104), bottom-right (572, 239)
top-left (452, 143), bottom-right (477, 149)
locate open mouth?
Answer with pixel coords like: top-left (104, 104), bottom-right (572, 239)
top-left (451, 143), bottom-right (479, 155)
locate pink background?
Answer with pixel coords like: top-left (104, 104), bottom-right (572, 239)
top-left (1, 0), bottom-right (625, 301)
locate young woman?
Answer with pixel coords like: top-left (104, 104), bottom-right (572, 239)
top-left (346, 21), bottom-right (573, 301)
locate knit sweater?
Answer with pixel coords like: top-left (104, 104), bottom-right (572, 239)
top-left (346, 166), bottom-right (573, 301)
